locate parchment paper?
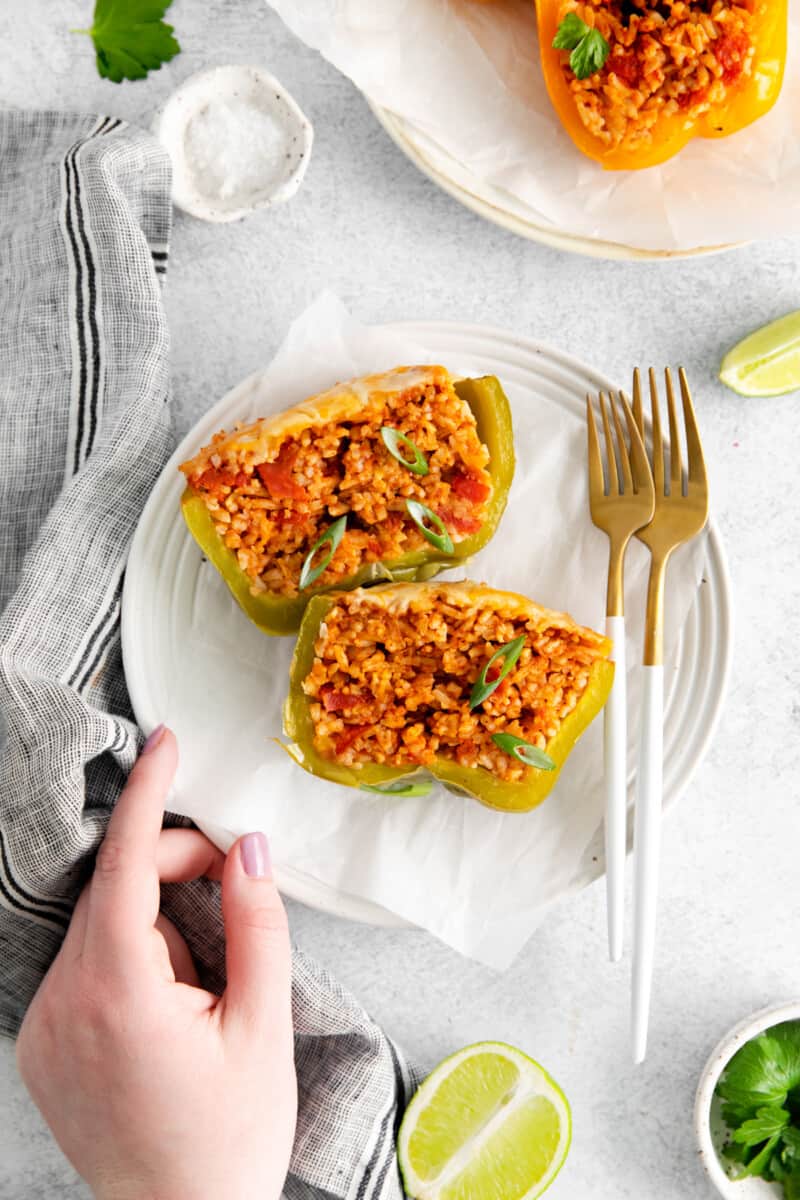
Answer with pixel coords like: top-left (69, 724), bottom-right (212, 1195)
top-left (165, 293), bottom-right (706, 967)
top-left (265, 0), bottom-right (800, 251)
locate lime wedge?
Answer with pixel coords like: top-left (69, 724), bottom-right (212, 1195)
top-left (398, 1041), bottom-right (571, 1200)
top-left (720, 311), bottom-right (800, 397)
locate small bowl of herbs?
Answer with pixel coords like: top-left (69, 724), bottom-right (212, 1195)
top-left (696, 1002), bottom-right (800, 1199)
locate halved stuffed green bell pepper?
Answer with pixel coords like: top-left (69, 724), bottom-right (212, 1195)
top-left (283, 581), bottom-right (614, 813)
top-left (179, 366), bottom-right (515, 636)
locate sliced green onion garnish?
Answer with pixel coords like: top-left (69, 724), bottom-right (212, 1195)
top-left (361, 780), bottom-right (433, 797)
top-left (469, 636), bottom-right (526, 709)
top-left (380, 427), bottom-right (429, 476)
top-left (405, 500), bottom-right (454, 554)
top-left (299, 515), bottom-right (347, 590)
top-left (491, 733), bottom-right (556, 771)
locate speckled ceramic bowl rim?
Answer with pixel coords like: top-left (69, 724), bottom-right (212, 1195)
top-left (695, 1000), bottom-right (800, 1197)
top-left (152, 64), bottom-right (313, 223)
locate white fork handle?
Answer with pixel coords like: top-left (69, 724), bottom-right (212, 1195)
top-left (604, 615), bottom-right (627, 963)
top-left (631, 664), bottom-right (664, 1065)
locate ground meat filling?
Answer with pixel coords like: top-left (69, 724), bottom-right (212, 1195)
top-left (303, 592), bottom-right (609, 783)
top-left (183, 378), bottom-right (492, 598)
top-left (560, 0), bottom-right (761, 151)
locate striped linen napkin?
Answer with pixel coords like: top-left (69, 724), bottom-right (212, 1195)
top-left (0, 109), bottom-right (414, 1200)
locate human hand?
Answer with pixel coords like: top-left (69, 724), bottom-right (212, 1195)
top-left (16, 725), bottom-right (296, 1200)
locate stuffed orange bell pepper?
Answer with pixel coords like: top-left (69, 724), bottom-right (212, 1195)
top-left (537, 0), bottom-right (787, 170)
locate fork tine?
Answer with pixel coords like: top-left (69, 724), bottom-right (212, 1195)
top-left (664, 368), bottom-right (684, 496)
top-left (632, 368), bottom-right (644, 438)
top-left (610, 392), bottom-right (633, 493)
top-left (678, 367), bottom-right (708, 490)
top-left (599, 392), bottom-right (619, 495)
top-left (648, 368), bottom-right (665, 494)
top-left (618, 390), bottom-right (652, 499)
top-left (586, 395), bottom-right (605, 498)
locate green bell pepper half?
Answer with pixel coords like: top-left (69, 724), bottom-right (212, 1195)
top-left (180, 375), bottom-right (515, 637)
top-left (283, 591), bottom-right (614, 813)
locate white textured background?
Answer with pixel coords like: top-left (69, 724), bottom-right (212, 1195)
top-left (2, 2), bottom-right (800, 1198)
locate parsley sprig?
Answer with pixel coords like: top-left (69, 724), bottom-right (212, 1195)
top-left (715, 1022), bottom-right (800, 1195)
top-left (72, 0), bottom-right (181, 83)
top-left (552, 12), bottom-right (610, 80)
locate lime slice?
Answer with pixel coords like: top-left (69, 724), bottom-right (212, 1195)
top-left (398, 1041), bottom-right (571, 1200)
top-left (720, 310), bottom-right (800, 397)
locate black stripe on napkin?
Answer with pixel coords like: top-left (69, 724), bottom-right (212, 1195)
top-left (356, 1037), bottom-right (408, 1200)
top-left (0, 870), bottom-right (68, 931)
top-left (62, 137), bottom-right (90, 476)
top-left (109, 722), bottom-right (132, 755)
top-left (68, 569), bottom-right (125, 691)
top-left (63, 117), bottom-right (103, 474)
top-left (66, 118), bottom-right (112, 468)
top-left (63, 116), bottom-right (123, 475)
top-left (74, 606), bottom-right (121, 696)
top-left (0, 831), bottom-right (73, 921)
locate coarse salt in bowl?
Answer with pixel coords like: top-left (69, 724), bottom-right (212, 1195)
top-left (153, 65), bottom-right (313, 222)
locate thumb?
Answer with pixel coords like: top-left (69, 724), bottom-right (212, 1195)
top-left (220, 832), bottom-right (292, 1037)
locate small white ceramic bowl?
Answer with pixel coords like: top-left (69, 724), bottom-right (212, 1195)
top-left (695, 1000), bottom-right (800, 1199)
top-left (153, 64), bottom-right (313, 222)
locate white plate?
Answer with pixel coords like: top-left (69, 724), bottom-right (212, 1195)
top-left (370, 105), bottom-right (740, 262)
top-left (122, 321), bottom-right (732, 928)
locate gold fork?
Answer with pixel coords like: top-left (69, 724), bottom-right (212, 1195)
top-left (631, 367), bottom-right (709, 1064)
top-left (586, 391), bottom-right (655, 964)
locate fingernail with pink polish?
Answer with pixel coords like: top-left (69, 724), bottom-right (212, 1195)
top-left (141, 723), bottom-right (166, 755)
top-left (241, 832), bottom-right (271, 878)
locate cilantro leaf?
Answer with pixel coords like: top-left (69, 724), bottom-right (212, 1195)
top-left (783, 1127), bottom-right (800, 1162)
top-left (769, 1151), bottom-right (787, 1183)
top-left (570, 29), bottom-right (610, 80)
top-left (552, 13), bottom-right (610, 80)
top-left (733, 1107), bottom-right (790, 1148)
top-left (722, 1140), bottom-right (748, 1165)
top-left (715, 1025), bottom-right (800, 1197)
top-left (743, 1134), bottom-right (784, 1179)
top-left (75, 0), bottom-right (181, 83)
top-left (718, 1025), bottom-right (800, 1123)
top-left (552, 12), bottom-right (589, 51)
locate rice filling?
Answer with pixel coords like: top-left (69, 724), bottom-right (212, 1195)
top-left (559, 0), bottom-right (762, 151)
top-left (302, 587), bottom-right (610, 783)
top-left (180, 367), bottom-right (493, 598)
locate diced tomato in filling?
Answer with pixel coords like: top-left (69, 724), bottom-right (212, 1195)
top-left (437, 507), bottom-right (483, 536)
top-left (677, 86), bottom-right (709, 110)
top-left (256, 445), bottom-right (307, 500)
top-left (453, 514), bottom-right (483, 535)
top-left (450, 470), bottom-right (491, 504)
top-left (273, 509), bottom-right (308, 527)
top-left (484, 664), bottom-right (508, 693)
top-left (194, 467), bottom-right (247, 492)
top-left (715, 32), bottom-right (749, 84)
top-left (333, 724), bottom-right (370, 755)
top-left (609, 50), bottom-right (640, 88)
top-left (320, 685), bottom-right (372, 713)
